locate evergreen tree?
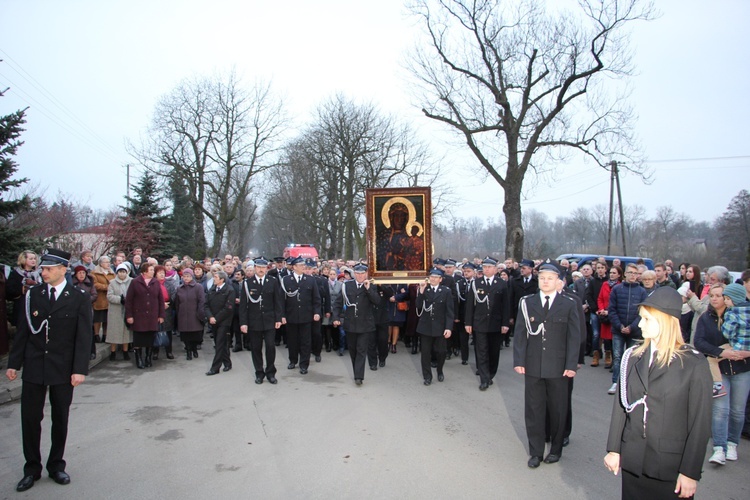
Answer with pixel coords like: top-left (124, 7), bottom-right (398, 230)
top-left (109, 173), bottom-right (165, 258)
top-left (716, 189), bottom-right (750, 269)
top-left (160, 173), bottom-right (200, 258)
top-left (0, 93), bottom-right (43, 263)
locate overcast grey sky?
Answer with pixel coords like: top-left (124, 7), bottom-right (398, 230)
top-left (1, 0), bottom-right (748, 227)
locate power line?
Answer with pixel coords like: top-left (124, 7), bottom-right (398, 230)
top-left (647, 155), bottom-right (750, 163)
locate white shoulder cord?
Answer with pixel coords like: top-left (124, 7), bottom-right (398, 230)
top-left (471, 280), bottom-right (489, 304)
top-left (279, 276), bottom-right (299, 299)
top-left (619, 346), bottom-right (648, 438)
top-left (456, 281), bottom-right (466, 302)
top-left (341, 283), bottom-right (355, 310)
top-left (244, 280), bottom-right (262, 305)
top-left (25, 289), bottom-right (49, 337)
top-left (520, 296), bottom-right (545, 337)
top-left (416, 289), bottom-right (433, 317)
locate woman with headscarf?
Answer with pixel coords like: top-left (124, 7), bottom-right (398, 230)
top-left (91, 255), bottom-right (115, 344)
top-left (106, 263), bottom-right (133, 360)
top-left (173, 268), bottom-right (205, 360)
top-left (605, 287), bottom-right (712, 499)
top-left (153, 264), bottom-right (179, 360)
top-left (125, 262), bottom-right (165, 369)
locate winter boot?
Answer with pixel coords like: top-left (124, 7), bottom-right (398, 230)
top-left (591, 351), bottom-right (600, 367)
top-left (144, 348), bottom-right (153, 367)
top-left (135, 349), bottom-right (145, 369)
top-left (604, 350), bottom-right (613, 369)
top-left (123, 350), bottom-right (130, 361)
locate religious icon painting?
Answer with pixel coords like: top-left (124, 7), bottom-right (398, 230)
top-left (366, 187), bottom-right (432, 283)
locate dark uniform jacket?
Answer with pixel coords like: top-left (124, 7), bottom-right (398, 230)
top-left (416, 285), bottom-right (454, 337)
top-left (513, 292), bottom-right (581, 378)
top-left (205, 284), bottom-right (236, 328)
top-left (373, 285), bottom-right (394, 325)
top-left (278, 274), bottom-right (322, 324)
top-left (607, 345), bottom-right (712, 481)
top-left (465, 277), bottom-right (511, 333)
top-left (314, 274), bottom-right (331, 318)
top-left (239, 275), bottom-right (281, 331)
top-left (8, 283), bottom-right (93, 385)
top-left (332, 281), bottom-right (380, 333)
top-left (510, 275), bottom-right (538, 322)
top-left (454, 277), bottom-right (472, 323)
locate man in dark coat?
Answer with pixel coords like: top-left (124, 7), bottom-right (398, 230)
top-left (510, 259), bottom-right (539, 328)
top-left (278, 257), bottom-right (321, 374)
top-left (307, 259), bottom-right (331, 363)
top-left (6, 249), bottom-right (92, 492)
top-left (239, 257), bottom-right (281, 384)
top-left (369, 283), bottom-right (394, 369)
top-left (416, 268), bottom-right (454, 385)
top-left (205, 271), bottom-right (236, 375)
top-left (513, 260), bottom-right (581, 469)
top-left (465, 257), bottom-right (511, 390)
top-left (454, 263), bottom-right (476, 365)
top-left (332, 263), bottom-right (379, 385)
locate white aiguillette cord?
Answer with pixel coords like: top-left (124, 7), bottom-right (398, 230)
top-left (519, 296), bottom-right (545, 337)
top-left (619, 347), bottom-right (648, 438)
top-left (244, 281), bottom-right (262, 304)
top-left (25, 290), bottom-right (50, 343)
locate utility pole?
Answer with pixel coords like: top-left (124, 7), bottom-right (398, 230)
top-left (613, 161), bottom-right (628, 256)
top-left (607, 163), bottom-right (615, 254)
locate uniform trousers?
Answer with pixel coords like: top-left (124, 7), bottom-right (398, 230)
top-left (475, 331), bottom-right (502, 383)
top-left (456, 320), bottom-right (470, 362)
top-left (209, 324), bottom-right (231, 372)
top-left (420, 335), bottom-right (446, 381)
top-left (367, 323), bottom-right (389, 367)
top-left (249, 328), bottom-right (276, 378)
top-left (21, 381), bottom-right (74, 476)
top-left (545, 377), bottom-right (574, 440)
top-left (286, 322), bottom-right (312, 369)
top-left (525, 374), bottom-right (569, 458)
top-left (311, 319), bottom-right (323, 357)
top-left (346, 330), bottom-right (371, 380)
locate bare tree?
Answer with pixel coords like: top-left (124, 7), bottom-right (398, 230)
top-left (131, 71), bottom-right (287, 256)
top-left (407, 0), bottom-right (653, 260)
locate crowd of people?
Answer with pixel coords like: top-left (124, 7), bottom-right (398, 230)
top-left (3, 247), bottom-right (750, 496)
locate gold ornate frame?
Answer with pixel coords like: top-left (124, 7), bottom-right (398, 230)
top-left (366, 187), bottom-right (432, 283)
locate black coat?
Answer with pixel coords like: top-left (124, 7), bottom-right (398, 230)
top-left (8, 283), bottom-right (93, 385)
top-left (464, 277), bottom-right (511, 333)
top-left (205, 284), bottom-right (236, 327)
top-left (510, 275), bottom-right (538, 321)
top-left (332, 281), bottom-right (380, 333)
top-left (607, 345), bottom-right (712, 481)
top-left (372, 285), bottom-right (394, 325)
top-left (513, 292), bottom-right (581, 378)
top-left (239, 275), bottom-right (282, 331)
top-left (173, 282), bottom-right (205, 332)
top-left (416, 285), bottom-right (454, 337)
top-left (278, 274), bottom-right (322, 324)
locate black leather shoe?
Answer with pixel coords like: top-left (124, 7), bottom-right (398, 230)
top-left (431, 361), bottom-right (437, 368)
top-left (562, 437), bottom-right (570, 447)
top-left (370, 365), bottom-right (377, 371)
top-left (205, 370), bottom-right (219, 376)
top-left (543, 454), bottom-right (561, 464)
top-left (299, 368), bottom-right (308, 374)
top-left (475, 369), bottom-right (480, 375)
top-left (255, 377), bottom-right (263, 384)
top-left (462, 360), bottom-right (468, 365)
top-left (423, 379), bottom-right (432, 386)
top-left (267, 376), bottom-right (278, 384)
top-left (287, 363), bottom-right (296, 369)
top-left (445, 353), bottom-right (452, 360)
top-left (232, 346), bottom-right (242, 352)
top-left (355, 379), bottom-right (363, 385)
top-left (437, 373), bottom-right (444, 382)
top-left (489, 379), bottom-right (494, 386)
top-left (16, 475), bottom-right (40, 492)
top-left (315, 355), bottom-right (321, 362)
top-left (166, 352), bottom-right (174, 359)
top-left (49, 470), bottom-right (71, 485)
top-left (223, 365), bottom-right (232, 372)
top-left (379, 361), bottom-right (385, 367)
top-left (479, 383), bottom-right (488, 391)
top-left (527, 456), bottom-right (541, 468)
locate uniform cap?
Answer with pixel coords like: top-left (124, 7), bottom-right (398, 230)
top-left (637, 286), bottom-right (682, 319)
top-left (39, 248), bottom-right (71, 267)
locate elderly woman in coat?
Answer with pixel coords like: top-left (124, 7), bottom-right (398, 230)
top-left (106, 263), bottom-right (133, 361)
top-left (124, 262), bottom-right (165, 369)
top-left (91, 255), bottom-right (115, 343)
top-left (173, 268), bottom-right (205, 360)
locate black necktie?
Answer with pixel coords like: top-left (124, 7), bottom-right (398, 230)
top-left (543, 295), bottom-right (550, 313)
top-left (49, 287), bottom-right (57, 307)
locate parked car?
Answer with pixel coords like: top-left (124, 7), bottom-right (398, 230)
top-left (555, 253), bottom-right (654, 270)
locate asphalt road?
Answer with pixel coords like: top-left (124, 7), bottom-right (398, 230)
top-left (1, 341), bottom-right (748, 499)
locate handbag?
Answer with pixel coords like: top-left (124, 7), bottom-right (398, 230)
top-left (396, 300), bottom-right (409, 312)
top-left (153, 327), bottom-right (170, 348)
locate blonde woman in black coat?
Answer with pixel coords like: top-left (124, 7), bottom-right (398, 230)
top-left (605, 287), bottom-right (712, 499)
